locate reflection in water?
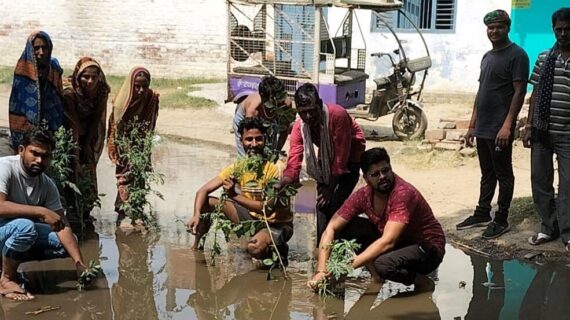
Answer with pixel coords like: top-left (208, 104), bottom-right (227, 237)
top-left (465, 254), bottom-right (504, 320)
top-left (520, 264), bottom-right (570, 319)
top-left (0, 227), bottom-right (113, 320)
top-left (188, 269), bottom-right (292, 320)
top-left (4, 140), bottom-right (570, 319)
top-left (112, 230), bottom-right (160, 320)
top-left (314, 280), bottom-right (440, 319)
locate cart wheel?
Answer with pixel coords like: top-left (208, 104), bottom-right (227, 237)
top-left (392, 101), bottom-right (428, 140)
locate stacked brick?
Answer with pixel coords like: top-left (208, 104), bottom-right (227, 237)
top-left (420, 119), bottom-right (476, 156)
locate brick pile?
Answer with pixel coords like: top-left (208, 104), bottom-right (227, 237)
top-left (420, 96), bottom-right (530, 156)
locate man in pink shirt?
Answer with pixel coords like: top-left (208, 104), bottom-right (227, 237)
top-left (275, 83), bottom-right (366, 243)
top-left (308, 148), bottom-right (445, 289)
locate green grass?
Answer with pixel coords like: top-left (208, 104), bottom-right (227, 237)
top-left (100, 74), bottom-right (221, 109)
top-left (509, 196), bottom-right (538, 225)
top-left (0, 65), bottom-right (221, 109)
top-left (393, 142), bottom-right (474, 169)
top-left (0, 66), bottom-right (13, 84)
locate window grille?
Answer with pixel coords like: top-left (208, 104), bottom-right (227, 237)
top-left (371, 0), bottom-right (456, 32)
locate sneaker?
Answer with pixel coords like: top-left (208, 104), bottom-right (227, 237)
top-left (482, 221), bottom-right (511, 239)
top-left (456, 215), bottom-right (492, 230)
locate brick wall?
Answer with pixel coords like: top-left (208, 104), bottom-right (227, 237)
top-left (0, 0), bottom-right (228, 78)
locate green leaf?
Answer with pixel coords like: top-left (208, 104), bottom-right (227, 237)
top-left (262, 258), bottom-right (274, 266)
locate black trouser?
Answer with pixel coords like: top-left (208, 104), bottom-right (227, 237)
top-left (316, 162), bottom-right (360, 245)
top-left (474, 138), bottom-right (514, 223)
top-left (338, 218), bottom-right (442, 286)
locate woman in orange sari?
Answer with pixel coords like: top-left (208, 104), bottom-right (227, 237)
top-left (63, 57), bottom-right (110, 222)
top-left (107, 67), bottom-right (160, 223)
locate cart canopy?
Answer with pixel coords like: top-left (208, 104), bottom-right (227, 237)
top-left (231, 0), bottom-right (402, 11)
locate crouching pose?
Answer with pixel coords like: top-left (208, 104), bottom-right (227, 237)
top-left (309, 148), bottom-right (445, 290)
top-left (186, 117), bottom-right (293, 263)
top-left (0, 128), bottom-right (89, 301)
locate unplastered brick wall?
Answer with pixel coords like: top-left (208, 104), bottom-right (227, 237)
top-left (0, 0), bottom-right (227, 78)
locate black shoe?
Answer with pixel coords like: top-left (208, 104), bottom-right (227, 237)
top-left (482, 221), bottom-right (511, 239)
top-left (276, 244), bottom-right (289, 268)
top-left (456, 215), bottom-right (491, 230)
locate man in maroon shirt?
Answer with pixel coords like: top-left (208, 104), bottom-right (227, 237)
top-left (274, 83), bottom-right (366, 243)
top-left (308, 147), bottom-right (445, 289)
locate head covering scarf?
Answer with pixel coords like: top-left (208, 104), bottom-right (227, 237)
top-left (63, 57), bottom-right (110, 165)
top-left (107, 66), bottom-right (159, 163)
top-left (483, 9), bottom-right (511, 27)
top-left (8, 30), bottom-right (64, 150)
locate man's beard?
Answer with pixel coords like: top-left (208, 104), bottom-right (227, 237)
top-left (27, 164), bottom-right (44, 176)
top-left (246, 147), bottom-right (264, 156)
top-left (376, 180), bottom-right (394, 194)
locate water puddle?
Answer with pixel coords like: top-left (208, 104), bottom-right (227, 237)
top-left (2, 139), bottom-right (569, 319)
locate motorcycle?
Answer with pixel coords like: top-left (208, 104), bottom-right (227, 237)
top-left (348, 48), bottom-right (430, 140)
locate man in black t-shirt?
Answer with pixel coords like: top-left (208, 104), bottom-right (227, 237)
top-left (457, 9), bottom-right (529, 239)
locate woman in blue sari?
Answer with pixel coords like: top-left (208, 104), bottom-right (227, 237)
top-left (8, 30), bottom-right (64, 150)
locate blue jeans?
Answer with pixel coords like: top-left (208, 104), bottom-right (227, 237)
top-left (0, 218), bottom-right (68, 261)
top-left (531, 134), bottom-right (570, 243)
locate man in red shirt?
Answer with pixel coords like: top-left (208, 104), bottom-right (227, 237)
top-left (308, 147), bottom-right (445, 288)
top-left (275, 83), bottom-right (366, 243)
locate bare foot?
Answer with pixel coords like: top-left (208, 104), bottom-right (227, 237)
top-left (0, 279), bottom-right (34, 301)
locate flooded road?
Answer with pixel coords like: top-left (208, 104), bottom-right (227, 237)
top-left (2, 139), bottom-right (570, 319)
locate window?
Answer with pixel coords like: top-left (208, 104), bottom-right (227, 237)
top-left (371, 0), bottom-right (456, 32)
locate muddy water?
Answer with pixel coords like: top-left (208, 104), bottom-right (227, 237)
top-left (2, 139), bottom-right (570, 319)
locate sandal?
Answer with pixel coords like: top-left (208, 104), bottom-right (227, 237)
top-left (0, 287), bottom-right (34, 301)
top-left (528, 233), bottom-right (554, 245)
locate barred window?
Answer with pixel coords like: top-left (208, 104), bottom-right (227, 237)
top-left (371, 0), bottom-right (456, 32)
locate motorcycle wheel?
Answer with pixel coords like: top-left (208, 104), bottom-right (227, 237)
top-left (392, 101), bottom-right (428, 140)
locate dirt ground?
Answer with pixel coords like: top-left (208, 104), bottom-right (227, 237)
top-left (0, 82), bottom-right (566, 261)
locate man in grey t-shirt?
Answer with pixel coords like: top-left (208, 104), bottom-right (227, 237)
top-left (457, 10), bottom-right (529, 239)
top-left (0, 128), bottom-right (89, 301)
top-left (523, 8), bottom-right (570, 252)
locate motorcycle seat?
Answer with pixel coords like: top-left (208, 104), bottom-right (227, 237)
top-left (374, 77), bottom-right (391, 87)
top-left (334, 70), bottom-right (369, 84)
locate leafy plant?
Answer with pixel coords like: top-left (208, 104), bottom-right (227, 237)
top-left (46, 127), bottom-right (103, 237)
top-left (47, 127), bottom-right (79, 195)
top-left (114, 119), bottom-right (165, 227)
top-left (77, 260), bottom-right (102, 291)
top-left (199, 153), bottom-right (299, 277)
top-left (316, 239), bottom-right (361, 297)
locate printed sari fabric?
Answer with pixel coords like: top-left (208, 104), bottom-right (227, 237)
top-left (9, 31), bottom-right (64, 150)
top-left (62, 57), bottom-right (110, 220)
top-left (106, 66), bottom-right (160, 212)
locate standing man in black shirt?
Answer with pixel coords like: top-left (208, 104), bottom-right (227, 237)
top-left (457, 9), bottom-right (529, 239)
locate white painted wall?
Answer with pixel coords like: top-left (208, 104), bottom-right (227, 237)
top-left (1, 0), bottom-right (513, 93)
top-left (0, 0), bottom-right (227, 78)
top-left (327, 0), bottom-right (511, 93)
